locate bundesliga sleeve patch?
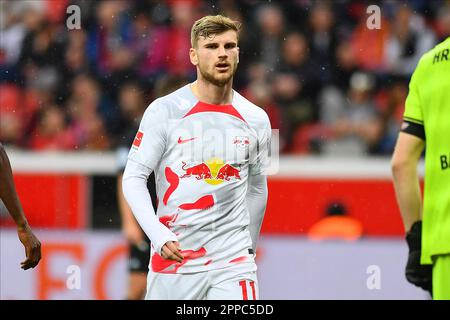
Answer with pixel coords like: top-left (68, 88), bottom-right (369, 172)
top-left (133, 131), bottom-right (144, 148)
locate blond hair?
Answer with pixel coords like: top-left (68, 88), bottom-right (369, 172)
top-left (191, 15), bottom-right (241, 48)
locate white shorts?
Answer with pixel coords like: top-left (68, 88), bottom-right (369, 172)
top-left (145, 263), bottom-right (258, 300)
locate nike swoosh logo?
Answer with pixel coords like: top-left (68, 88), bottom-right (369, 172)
top-left (178, 137), bottom-right (197, 144)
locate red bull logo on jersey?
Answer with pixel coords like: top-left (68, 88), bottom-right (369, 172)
top-left (216, 164), bottom-right (241, 181)
top-left (180, 162), bottom-right (213, 180)
top-left (180, 158), bottom-right (241, 185)
top-left (233, 136), bottom-right (250, 148)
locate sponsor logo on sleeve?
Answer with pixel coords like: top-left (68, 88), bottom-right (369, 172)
top-left (132, 131), bottom-right (144, 149)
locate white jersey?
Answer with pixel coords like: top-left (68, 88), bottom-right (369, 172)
top-left (128, 84), bottom-right (271, 274)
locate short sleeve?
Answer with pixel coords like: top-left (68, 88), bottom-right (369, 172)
top-left (128, 99), bottom-right (167, 170)
top-left (249, 114), bottom-right (272, 176)
top-left (404, 61), bottom-right (424, 125)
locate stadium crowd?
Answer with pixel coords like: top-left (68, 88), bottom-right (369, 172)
top-left (1, 0), bottom-right (449, 155)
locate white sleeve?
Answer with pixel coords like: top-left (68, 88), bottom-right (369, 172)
top-left (122, 159), bottom-right (178, 255)
top-left (249, 113), bottom-right (271, 176)
top-left (128, 99), bottom-right (167, 170)
top-left (246, 174), bottom-right (268, 252)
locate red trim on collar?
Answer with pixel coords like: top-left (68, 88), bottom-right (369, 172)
top-left (183, 101), bottom-right (247, 123)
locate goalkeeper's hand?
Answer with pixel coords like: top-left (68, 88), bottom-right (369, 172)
top-left (405, 221), bottom-right (432, 294)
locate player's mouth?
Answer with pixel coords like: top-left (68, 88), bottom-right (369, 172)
top-left (215, 62), bottom-right (230, 71)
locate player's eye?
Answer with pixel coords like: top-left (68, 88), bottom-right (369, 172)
top-left (205, 44), bottom-right (218, 49)
top-left (225, 43), bottom-right (237, 49)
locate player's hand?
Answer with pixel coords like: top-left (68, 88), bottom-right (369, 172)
top-left (405, 221), bottom-right (432, 294)
top-left (161, 241), bottom-right (183, 263)
top-left (17, 224), bottom-right (41, 270)
top-left (122, 221), bottom-right (144, 246)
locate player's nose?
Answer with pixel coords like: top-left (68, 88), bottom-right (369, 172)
top-left (217, 45), bottom-right (227, 58)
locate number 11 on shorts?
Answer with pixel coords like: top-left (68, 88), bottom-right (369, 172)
top-left (239, 280), bottom-right (256, 300)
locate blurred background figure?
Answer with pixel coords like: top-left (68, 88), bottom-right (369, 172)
top-left (115, 80), bottom-right (152, 300)
top-left (308, 202), bottom-right (364, 241)
top-left (115, 76), bottom-right (189, 299)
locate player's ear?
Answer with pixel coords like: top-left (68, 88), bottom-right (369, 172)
top-left (237, 46), bottom-right (240, 64)
top-left (190, 48), bottom-right (198, 66)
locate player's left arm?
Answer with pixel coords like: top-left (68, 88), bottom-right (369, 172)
top-left (391, 131), bottom-right (425, 232)
top-left (0, 143), bottom-right (41, 270)
top-left (246, 174), bottom-right (268, 252)
top-left (246, 113), bottom-right (271, 252)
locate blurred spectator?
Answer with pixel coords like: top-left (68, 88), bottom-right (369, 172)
top-left (242, 3), bottom-right (286, 73)
top-left (28, 105), bottom-right (76, 150)
top-left (384, 4), bottom-right (436, 76)
top-left (332, 41), bottom-right (361, 92)
top-left (241, 72), bottom-right (282, 145)
top-left (63, 30), bottom-right (89, 79)
top-left (128, 11), bottom-right (170, 82)
top-left (66, 73), bottom-right (116, 149)
top-left (308, 202), bottom-right (364, 241)
top-left (306, 2), bottom-right (338, 84)
top-left (117, 80), bottom-right (149, 148)
top-left (278, 31), bottom-right (319, 100)
top-left (272, 30), bottom-right (321, 152)
top-left (17, 14), bottom-right (65, 75)
top-left (0, 1), bottom-right (30, 67)
top-left (0, 85), bottom-right (23, 145)
top-left (165, 0), bottom-right (198, 77)
top-left (435, 4), bottom-right (450, 41)
top-left (86, 0), bottom-right (132, 75)
top-left (318, 72), bottom-right (383, 156)
top-left (350, 8), bottom-right (391, 73)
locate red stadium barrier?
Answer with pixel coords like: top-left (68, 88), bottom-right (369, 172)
top-left (0, 174), bottom-right (88, 229)
top-left (263, 178), bottom-right (410, 236)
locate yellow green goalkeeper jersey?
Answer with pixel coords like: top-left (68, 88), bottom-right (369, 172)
top-left (404, 37), bottom-right (450, 264)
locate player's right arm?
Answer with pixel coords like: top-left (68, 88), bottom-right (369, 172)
top-left (122, 101), bottom-right (183, 262)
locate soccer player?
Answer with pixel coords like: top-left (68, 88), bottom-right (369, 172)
top-left (122, 15), bottom-right (271, 300)
top-left (391, 37), bottom-right (450, 300)
top-left (0, 143), bottom-right (41, 270)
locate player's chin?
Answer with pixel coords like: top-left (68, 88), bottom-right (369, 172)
top-left (214, 70), bottom-right (234, 81)
top-left (214, 75), bottom-right (233, 86)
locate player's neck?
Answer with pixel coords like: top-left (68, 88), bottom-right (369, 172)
top-left (191, 79), bottom-right (233, 105)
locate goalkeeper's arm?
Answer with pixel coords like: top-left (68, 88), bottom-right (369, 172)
top-left (392, 131), bottom-right (431, 293)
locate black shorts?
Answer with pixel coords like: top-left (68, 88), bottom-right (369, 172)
top-left (128, 236), bottom-right (151, 273)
